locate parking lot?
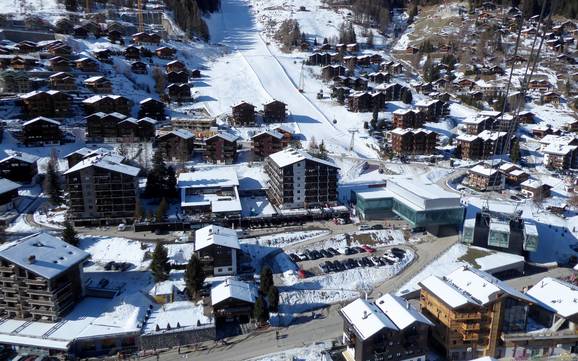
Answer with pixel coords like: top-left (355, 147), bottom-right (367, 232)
top-left (288, 245), bottom-right (409, 276)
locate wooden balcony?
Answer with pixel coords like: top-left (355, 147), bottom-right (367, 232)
top-left (454, 312), bottom-right (482, 321)
top-left (461, 323), bottom-right (481, 331)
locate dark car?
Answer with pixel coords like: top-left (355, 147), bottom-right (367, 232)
top-left (289, 253), bottom-right (301, 262)
top-left (347, 258), bottom-right (359, 268)
top-left (311, 250), bottom-right (323, 259)
top-left (363, 257), bottom-right (375, 266)
top-left (333, 260), bottom-right (345, 272)
top-left (328, 247), bottom-right (340, 256)
top-left (325, 260), bottom-right (335, 272)
top-left (355, 246), bottom-right (366, 253)
top-left (344, 247), bottom-right (357, 255)
top-left (320, 249), bottom-right (333, 258)
top-left (370, 224), bottom-right (384, 230)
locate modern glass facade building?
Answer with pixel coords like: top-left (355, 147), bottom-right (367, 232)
top-left (356, 180), bottom-right (464, 231)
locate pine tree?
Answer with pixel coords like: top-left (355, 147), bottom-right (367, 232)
top-left (156, 198), bottom-right (168, 221)
top-left (401, 89), bottom-right (413, 104)
top-left (367, 30), bottom-right (374, 48)
top-left (43, 152), bottom-right (62, 205)
top-left (253, 296), bottom-right (270, 325)
top-left (151, 243), bottom-right (169, 282)
top-left (259, 265), bottom-right (274, 294)
top-left (184, 254), bottom-right (205, 300)
top-left (61, 221), bottom-right (79, 247)
top-left (510, 140), bottom-right (521, 163)
top-left (166, 166), bottom-right (177, 198)
top-left (267, 286), bottom-right (280, 313)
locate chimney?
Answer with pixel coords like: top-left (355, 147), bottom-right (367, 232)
top-left (28, 255), bottom-right (36, 264)
top-left (362, 310), bottom-right (369, 319)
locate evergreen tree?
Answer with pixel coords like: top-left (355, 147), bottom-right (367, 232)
top-left (267, 286), bottom-right (280, 313)
top-left (259, 265), bottom-right (274, 294)
top-left (184, 254), bottom-right (205, 300)
top-left (61, 221), bottom-right (79, 247)
top-left (151, 243), bottom-right (170, 282)
top-left (156, 198), bottom-right (168, 221)
top-left (510, 140), bottom-right (521, 163)
top-left (366, 30), bottom-right (374, 48)
top-left (166, 166), bottom-right (178, 198)
top-left (253, 296), bottom-right (270, 324)
top-left (401, 89), bottom-right (413, 104)
top-left (43, 152), bottom-right (62, 205)
top-left (134, 200), bottom-right (144, 221)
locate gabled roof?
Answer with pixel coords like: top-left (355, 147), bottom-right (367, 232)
top-left (211, 278), bottom-right (257, 306)
top-left (0, 151), bottom-right (39, 164)
top-left (160, 129), bottom-right (193, 140)
top-left (0, 178), bottom-right (20, 195)
top-left (252, 130), bottom-right (283, 140)
top-left (23, 116), bottom-right (61, 127)
top-left (194, 225), bottom-right (240, 251)
top-left (375, 294), bottom-right (434, 330)
top-left (341, 298), bottom-right (397, 340)
top-left (207, 132), bottom-right (238, 143)
top-left (0, 233), bottom-right (89, 280)
top-left (420, 266), bottom-right (540, 309)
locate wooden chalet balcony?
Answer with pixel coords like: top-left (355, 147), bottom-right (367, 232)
top-left (0, 266), bottom-right (14, 272)
top-left (28, 298), bottom-right (55, 307)
top-left (454, 312), bottom-right (482, 321)
top-left (461, 323), bottom-right (481, 331)
top-left (27, 278), bottom-right (48, 286)
top-left (462, 332), bottom-right (480, 341)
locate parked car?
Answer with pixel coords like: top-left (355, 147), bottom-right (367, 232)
top-left (347, 258), bottom-right (359, 268)
top-left (380, 256), bottom-right (394, 265)
top-left (325, 260), bottom-right (335, 272)
top-left (289, 253), bottom-right (301, 262)
top-left (298, 253), bottom-right (309, 261)
top-left (311, 249), bottom-right (323, 259)
top-left (328, 247), bottom-right (340, 256)
top-left (355, 246), bottom-right (366, 253)
top-left (333, 260), bottom-right (345, 272)
top-left (344, 247), bottom-right (357, 255)
top-left (361, 245), bottom-right (376, 253)
top-left (358, 224), bottom-right (370, 231)
top-left (319, 263), bottom-right (329, 273)
top-left (370, 224), bottom-right (384, 230)
top-left (372, 256), bottom-right (384, 266)
top-left (320, 249), bottom-right (333, 258)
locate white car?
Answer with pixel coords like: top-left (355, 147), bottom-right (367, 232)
top-left (358, 224), bottom-right (370, 231)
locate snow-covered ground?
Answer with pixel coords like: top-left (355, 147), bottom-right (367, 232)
top-left (397, 243), bottom-right (468, 296)
top-left (246, 340), bottom-right (332, 361)
top-left (242, 230), bottom-right (330, 248)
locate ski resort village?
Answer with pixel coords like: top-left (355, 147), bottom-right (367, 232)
top-left (0, 0), bottom-right (578, 359)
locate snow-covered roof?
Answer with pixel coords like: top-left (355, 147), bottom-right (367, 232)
top-left (474, 251), bottom-right (525, 274)
top-left (64, 155), bottom-right (140, 177)
top-left (0, 178), bottom-right (20, 195)
top-left (543, 143), bottom-right (577, 156)
top-left (341, 298), bottom-right (397, 340)
top-left (211, 278), bottom-right (257, 306)
top-left (521, 179), bottom-right (543, 189)
top-left (207, 132), bottom-right (238, 143)
top-left (142, 301), bottom-right (213, 335)
top-left (22, 116), bottom-right (61, 127)
top-left (421, 266), bottom-right (539, 308)
top-left (195, 225), bottom-right (240, 251)
top-left (177, 167), bottom-right (238, 189)
top-left (84, 75), bottom-right (108, 83)
top-left (268, 148), bottom-right (338, 169)
top-left (470, 165), bottom-right (498, 177)
top-left (375, 294), bottom-right (433, 330)
top-left (161, 128), bottom-right (194, 140)
top-left (252, 130), bottom-right (283, 140)
top-left (0, 233), bottom-right (89, 280)
top-left (527, 278), bottom-right (578, 318)
top-left (386, 180), bottom-right (461, 211)
top-left (0, 151), bottom-right (39, 164)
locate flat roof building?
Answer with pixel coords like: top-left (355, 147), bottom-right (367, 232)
top-left (355, 179), bottom-right (464, 234)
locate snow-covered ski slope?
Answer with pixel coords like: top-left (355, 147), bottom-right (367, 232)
top-left (202, 0), bottom-right (379, 158)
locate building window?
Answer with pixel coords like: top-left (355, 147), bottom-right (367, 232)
top-left (217, 268), bottom-right (222, 272)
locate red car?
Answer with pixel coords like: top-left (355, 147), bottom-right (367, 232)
top-left (361, 245), bottom-right (376, 253)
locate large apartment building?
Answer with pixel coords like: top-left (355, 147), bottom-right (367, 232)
top-left (390, 128), bottom-right (437, 156)
top-left (64, 153), bottom-right (140, 226)
top-left (264, 148), bottom-right (339, 209)
top-left (0, 233), bottom-right (89, 322)
top-left (419, 266), bottom-right (540, 360)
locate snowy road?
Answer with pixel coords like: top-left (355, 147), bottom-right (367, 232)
top-left (202, 0), bottom-right (376, 157)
